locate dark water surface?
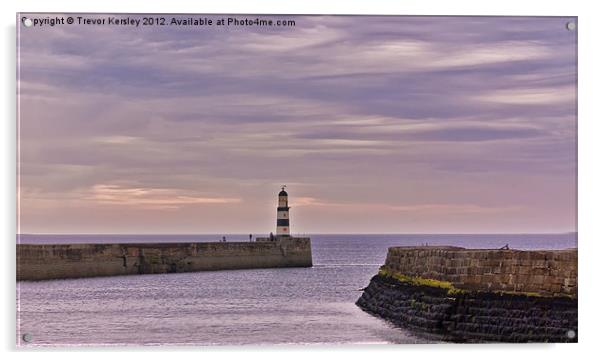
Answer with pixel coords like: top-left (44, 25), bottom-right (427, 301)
top-left (17, 233), bottom-right (576, 346)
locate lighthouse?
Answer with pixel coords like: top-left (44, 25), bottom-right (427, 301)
top-left (256, 186), bottom-right (310, 254)
top-left (276, 185), bottom-right (291, 237)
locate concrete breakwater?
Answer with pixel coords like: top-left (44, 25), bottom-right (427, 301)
top-left (356, 246), bottom-right (577, 342)
top-left (17, 238), bottom-right (312, 281)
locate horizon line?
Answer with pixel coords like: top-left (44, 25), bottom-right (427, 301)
top-left (17, 231), bottom-right (578, 236)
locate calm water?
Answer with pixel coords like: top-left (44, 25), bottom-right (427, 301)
top-left (17, 233), bottom-right (576, 346)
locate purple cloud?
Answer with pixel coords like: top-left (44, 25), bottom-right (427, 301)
top-left (17, 15), bottom-right (577, 233)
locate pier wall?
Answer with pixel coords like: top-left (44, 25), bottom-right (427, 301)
top-left (356, 246), bottom-right (578, 342)
top-left (383, 246), bottom-right (577, 297)
top-left (17, 238), bottom-right (312, 281)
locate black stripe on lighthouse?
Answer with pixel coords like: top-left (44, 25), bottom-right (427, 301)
top-left (277, 219), bottom-right (290, 226)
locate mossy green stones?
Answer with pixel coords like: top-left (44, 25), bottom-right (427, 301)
top-left (357, 272), bottom-right (578, 342)
top-left (378, 267), bottom-right (572, 298)
top-left (378, 267), bottom-right (465, 296)
top-left (360, 247), bottom-right (578, 342)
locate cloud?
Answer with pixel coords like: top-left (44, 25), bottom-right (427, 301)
top-left (298, 123), bottom-right (545, 143)
top-left (17, 15), bottom-right (577, 233)
top-left (293, 196), bottom-right (520, 215)
top-left (473, 85), bottom-right (576, 105)
top-left (388, 203), bottom-right (521, 214)
top-left (89, 185), bottom-right (242, 210)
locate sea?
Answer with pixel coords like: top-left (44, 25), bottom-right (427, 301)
top-left (16, 233), bottom-right (577, 346)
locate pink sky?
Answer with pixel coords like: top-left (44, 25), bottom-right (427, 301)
top-left (17, 15), bottom-right (576, 234)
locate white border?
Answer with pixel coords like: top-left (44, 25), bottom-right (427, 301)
top-left (3, 0), bottom-right (601, 359)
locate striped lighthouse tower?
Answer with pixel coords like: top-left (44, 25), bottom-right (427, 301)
top-left (276, 185), bottom-right (290, 237)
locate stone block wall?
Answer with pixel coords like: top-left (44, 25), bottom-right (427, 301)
top-left (383, 247), bottom-right (577, 297)
top-left (17, 238), bottom-right (312, 281)
top-left (357, 274), bottom-right (578, 343)
top-left (356, 246), bottom-right (578, 342)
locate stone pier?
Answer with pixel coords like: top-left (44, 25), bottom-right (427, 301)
top-left (356, 246), bottom-right (577, 342)
top-left (17, 238), bottom-right (313, 281)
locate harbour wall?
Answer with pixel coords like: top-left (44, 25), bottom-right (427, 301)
top-left (17, 237), bottom-right (312, 281)
top-left (356, 246), bottom-right (577, 342)
top-left (383, 246), bottom-right (577, 297)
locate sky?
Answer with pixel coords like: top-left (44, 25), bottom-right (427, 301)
top-left (17, 15), bottom-right (577, 234)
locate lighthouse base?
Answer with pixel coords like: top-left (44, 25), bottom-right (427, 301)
top-left (256, 235), bottom-right (309, 243)
top-left (255, 236), bottom-right (313, 267)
